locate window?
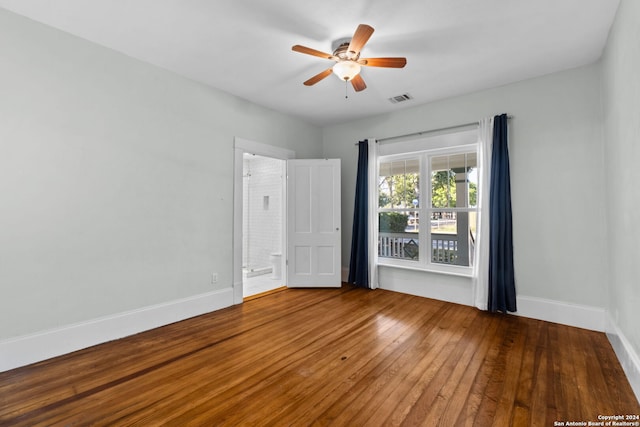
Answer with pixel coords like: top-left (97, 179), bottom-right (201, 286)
top-left (378, 157), bottom-right (421, 259)
top-left (377, 132), bottom-right (478, 274)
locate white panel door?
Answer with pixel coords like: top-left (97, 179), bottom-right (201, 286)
top-left (287, 159), bottom-right (341, 287)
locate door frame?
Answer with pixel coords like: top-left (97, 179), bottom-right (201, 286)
top-left (233, 137), bottom-right (295, 304)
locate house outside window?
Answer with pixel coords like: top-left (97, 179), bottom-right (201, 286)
top-left (377, 130), bottom-right (478, 275)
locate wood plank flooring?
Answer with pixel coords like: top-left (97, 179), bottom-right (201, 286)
top-left (1, 285), bottom-right (638, 426)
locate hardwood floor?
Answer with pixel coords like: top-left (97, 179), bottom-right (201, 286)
top-left (1, 285), bottom-right (638, 426)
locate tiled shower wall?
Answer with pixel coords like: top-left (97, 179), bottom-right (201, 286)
top-left (242, 155), bottom-right (283, 272)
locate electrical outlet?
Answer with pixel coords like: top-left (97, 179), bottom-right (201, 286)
top-left (211, 273), bottom-right (218, 284)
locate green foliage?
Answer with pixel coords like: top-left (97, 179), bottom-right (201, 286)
top-left (430, 170), bottom-right (477, 208)
top-left (379, 212), bottom-right (409, 233)
top-left (378, 173), bottom-right (419, 209)
top-left (431, 171), bottom-right (454, 208)
top-left (379, 165), bottom-right (477, 214)
top-left (378, 192), bottom-right (391, 208)
top-left (469, 182), bottom-right (477, 206)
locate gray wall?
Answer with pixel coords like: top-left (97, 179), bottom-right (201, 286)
top-left (0, 9), bottom-right (322, 340)
top-left (323, 63), bottom-right (607, 308)
top-left (602, 0), bottom-right (640, 366)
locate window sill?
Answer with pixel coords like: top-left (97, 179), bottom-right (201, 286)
top-left (377, 259), bottom-right (473, 278)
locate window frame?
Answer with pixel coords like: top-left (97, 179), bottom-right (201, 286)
top-left (377, 143), bottom-right (478, 276)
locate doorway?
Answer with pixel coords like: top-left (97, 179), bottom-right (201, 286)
top-left (232, 138), bottom-right (342, 304)
top-left (233, 138), bottom-right (295, 304)
top-left (242, 153), bottom-right (285, 297)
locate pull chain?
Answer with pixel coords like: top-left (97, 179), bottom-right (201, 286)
top-left (345, 80), bottom-right (348, 99)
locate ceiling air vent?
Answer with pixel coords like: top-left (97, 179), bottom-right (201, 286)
top-left (388, 93), bottom-right (413, 104)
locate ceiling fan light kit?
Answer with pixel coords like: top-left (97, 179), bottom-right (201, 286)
top-left (292, 24), bottom-right (406, 93)
top-left (333, 60), bottom-right (361, 81)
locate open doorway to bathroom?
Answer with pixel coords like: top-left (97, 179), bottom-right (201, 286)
top-left (242, 153), bottom-right (286, 297)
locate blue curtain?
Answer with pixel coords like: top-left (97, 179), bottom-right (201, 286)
top-left (488, 114), bottom-right (517, 312)
top-left (348, 141), bottom-right (369, 287)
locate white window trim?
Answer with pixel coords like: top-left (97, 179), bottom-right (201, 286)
top-left (377, 139), bottom-right (478, 277)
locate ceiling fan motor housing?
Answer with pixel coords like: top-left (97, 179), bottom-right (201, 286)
top-left (332, 40), bottom-right (360, 61)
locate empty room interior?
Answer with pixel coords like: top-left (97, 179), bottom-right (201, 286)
top-left (1, 1), bottom-right (639, 425)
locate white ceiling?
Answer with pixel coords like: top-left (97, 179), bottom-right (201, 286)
top-left (0, 0), bottom-right (620, 126)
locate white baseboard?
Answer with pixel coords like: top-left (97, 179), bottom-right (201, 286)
top-left (515, 295), bottom-right (606, 332)
top-left (344, 266), bottom-right (607, 332)
top-left (606, 314), bottom-right (640, 404)
top-left (0, 287), bottom-right (235, 373)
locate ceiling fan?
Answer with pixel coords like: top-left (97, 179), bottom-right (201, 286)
top-left (292, 24), bottom-right (407, 93)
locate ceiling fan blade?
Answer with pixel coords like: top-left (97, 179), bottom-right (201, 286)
top-left (351, 74), bottom-right (367, 92)
top-left (348, 24), bottom-right (374, 55)
top-left (359, 57), bottom-right (407, 68)
top-left (303, 68), bottom-right (334, 86)
top-left (292, 45), bottom-right (335, 60)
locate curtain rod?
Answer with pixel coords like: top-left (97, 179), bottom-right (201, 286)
top-left (355, 115), bottom-right (513, 145)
